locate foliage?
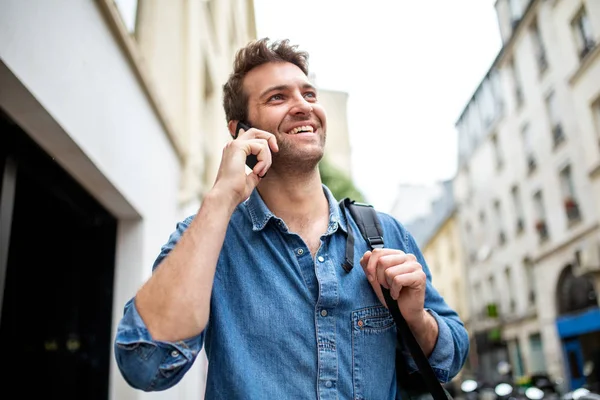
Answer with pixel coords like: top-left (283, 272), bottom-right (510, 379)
top-left (319, 159), bottom-right (366, 203)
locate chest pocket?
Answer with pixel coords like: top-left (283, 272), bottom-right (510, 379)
top-left (351, 305), bottom-right (398, 400)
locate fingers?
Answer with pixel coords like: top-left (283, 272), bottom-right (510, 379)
top-left (360, 249), bottom-right (423, 299)
top-left (387, 267), bottom-right (426, 300)
top-left (243, 138), bottom-right (273, 177)
top-left (236, 127), bottom-right (279, 177)
top-left (237, 126), bottom-right (279, 153)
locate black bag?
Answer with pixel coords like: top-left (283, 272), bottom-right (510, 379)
top-left (339, 198), bottom-right (452, 400)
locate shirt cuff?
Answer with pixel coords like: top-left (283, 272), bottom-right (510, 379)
top-left (115, 298), bottom-right (204, 361)
top-left (424, 308), bottom-right (454, 381)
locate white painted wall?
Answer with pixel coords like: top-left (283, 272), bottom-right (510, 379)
top-left (0, 0), bottom-right (206, 398)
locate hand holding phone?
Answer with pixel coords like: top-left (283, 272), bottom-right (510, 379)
top-left (234, 122), bottom-right (259, 170)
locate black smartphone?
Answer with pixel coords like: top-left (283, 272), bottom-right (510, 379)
top-left (235, 121), bottom-right (259, 169)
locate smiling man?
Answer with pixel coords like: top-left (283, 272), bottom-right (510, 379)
top-left (114, 38), bottom-right (469, 399)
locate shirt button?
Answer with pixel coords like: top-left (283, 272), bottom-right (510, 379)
top-left (325, 381), bottom-right (333, 388)
top-left (171, 350), bottom-right (179, 357)
top-left (321, 309), bottom-right (328, 317)
top-left (317, 256), bottom-right (325, 262)
top-left (297, 249), bottom-right (304, 256)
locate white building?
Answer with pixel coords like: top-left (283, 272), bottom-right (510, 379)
top-left (453, 0), bottom-right (600, 389)
top-left (0, 0), bottom-right (255, 398)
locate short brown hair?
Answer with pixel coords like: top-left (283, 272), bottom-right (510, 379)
top-left (222, 38), bottom-right (309, 123)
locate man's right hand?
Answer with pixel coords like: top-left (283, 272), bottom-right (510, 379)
top-left (212, 126), bottom-right (278, 205)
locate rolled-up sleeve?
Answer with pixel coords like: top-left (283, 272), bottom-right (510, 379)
top-left (400, 232), bottom-right (470, 383)
top-left (114, 298), bottom-right (205, 391)
top-left (114, 215), bottom-right (205, 391)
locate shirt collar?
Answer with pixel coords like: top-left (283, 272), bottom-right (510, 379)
top-left (245, 184), bottom-right (348, 234)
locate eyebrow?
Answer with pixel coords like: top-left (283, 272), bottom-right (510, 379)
top-left (259, 83), bottom-right (317, 99)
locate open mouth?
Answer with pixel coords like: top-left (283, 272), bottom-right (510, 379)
top-left (286, 125), bottom-right (315, 135)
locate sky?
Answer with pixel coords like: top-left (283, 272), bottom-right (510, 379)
top-left (254, 0), bottom-right (503, 213)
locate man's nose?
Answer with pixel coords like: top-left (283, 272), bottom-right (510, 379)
top-left (290, 94), bottom-right (313, 115)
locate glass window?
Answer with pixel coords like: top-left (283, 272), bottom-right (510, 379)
top-left (511, 60), bottom-right (524, 108)
top-left (509, 339), bottom-right (525, 376)
top-left (521, 123), bottom-right (533, 154)
top-left (505, 267), bottom-right (514, 313)
top-left (529, 333), bottom-right (547, 373)
top-left (559, 165), bottom-right (576, 199)
top-left (492, 134), bottom-right (503, 168)
top-left (524, 258), bottom-right (536, 305)
top-left (546, 92), bottom-right (560, 127)
top-left (572, 7), bottom-right (596, 59)
top-left (533, 191), bottom-right (546, 220)
top-left (512, 185), bottom-right (524, 223)
top-left (531, 21), bottom-right (548, 72)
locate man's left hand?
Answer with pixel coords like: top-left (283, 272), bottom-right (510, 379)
top-left (360, 248), bottom-right (427, 327)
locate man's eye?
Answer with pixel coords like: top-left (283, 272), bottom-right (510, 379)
top-left (304, 92), bottom-right (317, 99)
top-left (268, 94), bottom-right (283, 101)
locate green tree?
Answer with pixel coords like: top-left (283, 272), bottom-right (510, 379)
top-left (319, 159), bottom-right (366, 202)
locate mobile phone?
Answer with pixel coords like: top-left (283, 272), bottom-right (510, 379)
top-left (235, 121), bottom-right (259, 169)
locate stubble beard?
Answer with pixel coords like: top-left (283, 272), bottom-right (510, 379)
top-left (271, 132), bottom-right (327, 175)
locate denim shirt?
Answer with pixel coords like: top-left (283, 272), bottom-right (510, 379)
top-left (114, 185), bottom-right (469, 399)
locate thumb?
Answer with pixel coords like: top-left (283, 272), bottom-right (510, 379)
top-left (360, 251), bottom-right (387, 308)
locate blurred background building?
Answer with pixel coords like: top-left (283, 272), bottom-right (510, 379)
top-left (448, 0), bottom-right (600, 390)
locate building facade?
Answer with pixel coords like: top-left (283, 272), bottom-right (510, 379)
top-left (454, 0), bottom-right (600, 389)
top-left (0, 0), bottom-right (255, 398)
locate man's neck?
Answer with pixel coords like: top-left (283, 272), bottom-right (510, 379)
top-left (256, 169), bottom-right (328, 222)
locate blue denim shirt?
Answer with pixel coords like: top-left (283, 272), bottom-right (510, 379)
top-left (114, 185), bottom-right (469, 399)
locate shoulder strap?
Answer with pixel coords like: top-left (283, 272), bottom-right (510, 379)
top-left (340, 198), bottom-right (449, 400)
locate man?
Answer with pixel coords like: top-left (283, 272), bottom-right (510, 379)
top-left (114, 38), bottom-right (469, 399)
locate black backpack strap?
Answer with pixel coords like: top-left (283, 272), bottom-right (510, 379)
top-left (340, 198), bottom-right (449, 400)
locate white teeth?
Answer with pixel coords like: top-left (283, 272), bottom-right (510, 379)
top-left (287, 125), bottom-right (314, 134)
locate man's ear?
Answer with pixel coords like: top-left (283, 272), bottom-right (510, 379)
top-left (227, 120), bottom-right (239, 139)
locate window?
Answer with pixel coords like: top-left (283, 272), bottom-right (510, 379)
top-left (492, 134), bottom-right (504, 170)
top-left (529, 334), bottom-right (547, 373)
top-left (546, 92), bottom-right (565, 147)
top-left (593, 97), bottom-right (600, 148)
top-left (533, 191), bottom-right (549, 242)
top-left (509, 339), bottom-right (525, 377)
top-left (479, 210), bottom-right (487, 245)
top-left (505, 267), bottom-right (515, 313)
top-left (524, 257), bottom-right (536, 305)
top-left (494, 200), bottom-right (506, 246)
top-left (488, 275), bottom-right (497, 317)
top-left (512, 185), bottom-right (525, 234)
top-left (114, 0), bottom-right (139, 34)
top-left (531, 21), bottom-right (548, 73)
top-left (572, 7), bottom-right (596, 60)
top-left (559, 165), bottom-right (581, 223)
top-left (511, 60), bottom-right (524, 109)
top-left (522, 123), bottom-right (536, 173)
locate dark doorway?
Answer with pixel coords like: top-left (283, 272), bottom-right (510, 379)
top-left (0, 109), bottom-right (117, 399)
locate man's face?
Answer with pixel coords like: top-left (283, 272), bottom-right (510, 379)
top-left (243, 62), bottom-right (327, 169)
